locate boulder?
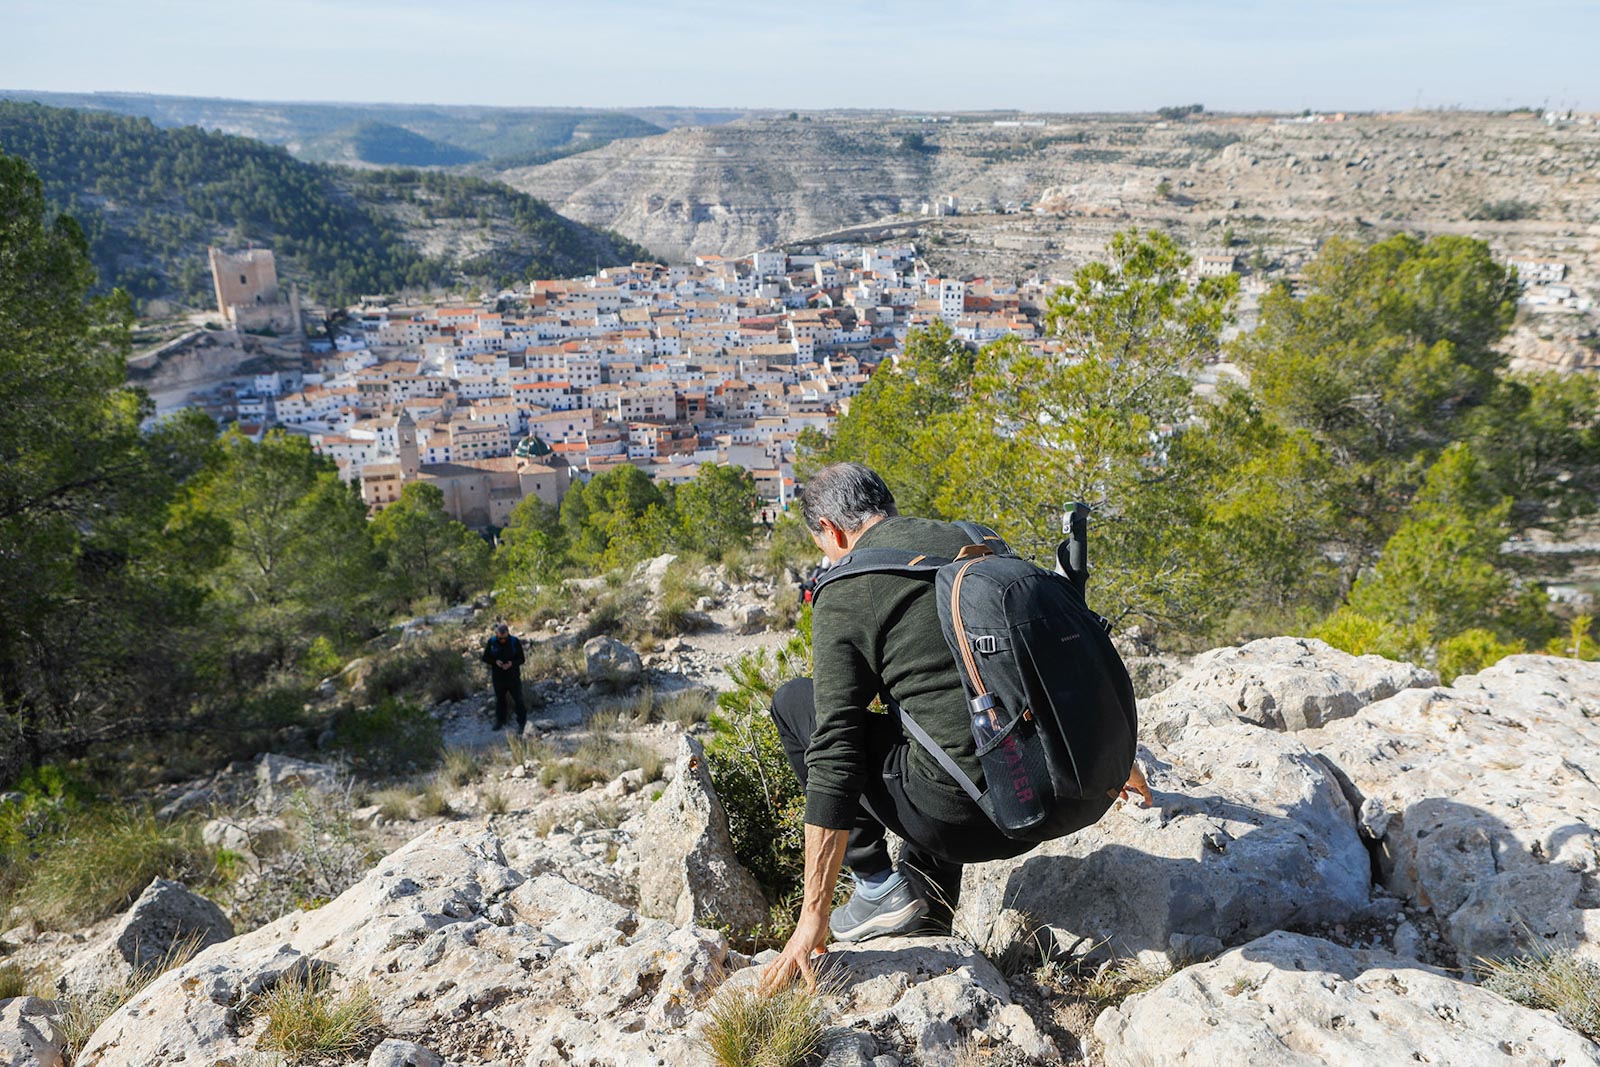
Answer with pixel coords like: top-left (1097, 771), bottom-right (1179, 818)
top-left (200, 815), bottom-right (289, 857)
top-left (55, 878), bottom-right (234, 999)
top-left (1302, 655), bottom-right (1600, 965)
top-left (0, 996), bottom-right (65, 1067)
top-left (634, 552), bottom-right (679, 586)
top-left (254, 753), bottom-right (343, 809)
top-left (368, 1039), bottom-right (444, 1067)
top-left (635, 735), bottom-right (769, 932)
top-left (1095, 930), bottom-right (1600, 1066)
top-left (1142, 636), bottom-right (1435, 741)
top-left (956, 723), bottom-right (1372, 967)
top-left (584, 635), bottom-right (644, 686)
top-left (732, 603), bottom-right (768, 635)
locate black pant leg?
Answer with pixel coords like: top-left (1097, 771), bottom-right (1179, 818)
top-left (769, 677), bottom-right (896, 877)
top-left (510, 679), bottom-right (527, 729)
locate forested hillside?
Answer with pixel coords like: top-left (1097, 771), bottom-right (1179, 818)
top-left (0, 90), bottom-right (675, 168)
top-left (0, 102), bottom-right (654, 307)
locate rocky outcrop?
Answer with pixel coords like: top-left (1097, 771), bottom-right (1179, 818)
top-left (957, 722), bottom-right (1372, 966)
top-left (636, 735), bottom-right (769, 932)
top-left (0, 997), bottom-right (64, 1067)
top-left (1142, 636), bottom-right (1436, 741)
top-left (1302, 655), bottom-right (1600, 966)
top-left (1095, 930), bottom-right (1600, 1066)
top-left (76, 821), bottom-right (1056, 1065)
top-left (56, 878), bottom-right (234, 998)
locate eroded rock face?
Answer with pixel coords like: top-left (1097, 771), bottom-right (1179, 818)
top-left (0, 997), bottom-right (65, 1067)
top-left (1302, 655), bottom-right (1600, 965)
top-left (1143, 636), bottom-right (1436, 741)
top-left (1095, 930), bottom-right (1600, 1066)
top-left (956, 723), bottom-right (1372, 966)
top-left (635, 734), bottom-right (769, 932)
top-left (77, 816), bottom-right (1059, 1067)
top-left (56, 878), bottom-right (234, 999)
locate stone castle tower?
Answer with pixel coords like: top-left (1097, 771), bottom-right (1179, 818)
top-left (207, 247), bottom-right (301, 333)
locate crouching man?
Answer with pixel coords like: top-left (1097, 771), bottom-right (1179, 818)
top-left (762, 462), bottom-right (1149, 992)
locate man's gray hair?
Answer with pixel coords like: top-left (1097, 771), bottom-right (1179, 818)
top-left (799, 462), bottom-right (898, 534)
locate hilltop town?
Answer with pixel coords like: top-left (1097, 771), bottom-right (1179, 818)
top-left (164, 242), bottom-right (1062, 528)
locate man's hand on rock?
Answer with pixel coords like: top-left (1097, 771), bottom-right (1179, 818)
top-left (1109, 760), bottom-right (1154, 806)
top-left (760, 912), bottom-right (829, 994)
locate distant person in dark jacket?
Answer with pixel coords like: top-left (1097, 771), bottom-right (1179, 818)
top-left (482, 622), bottom-right (527, 731)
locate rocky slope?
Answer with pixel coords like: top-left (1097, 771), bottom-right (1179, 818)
top-left (5, 623), bottom-right (1600, 1064)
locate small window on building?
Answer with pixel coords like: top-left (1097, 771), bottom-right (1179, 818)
top-left (240, 274), bottom-right (248, 285)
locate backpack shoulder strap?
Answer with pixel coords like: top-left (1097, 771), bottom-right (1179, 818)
top-left (953, 520), bottom-right (1014, 556)
top-left (889, 698), bottom-right (997, 821)
top-left (810, 547), bottom-right (949, 602)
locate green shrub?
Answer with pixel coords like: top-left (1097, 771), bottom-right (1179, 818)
top-left (655, 688), bottom-right (715, 727)
top-left (0, 962), bottom-right (34, 999)
top-left (364, 635), bottom-right (472, 705)
top-left (302, 635), bottom-right (343, 680)
top-left (328, 698), bottom-right (443, 776)
top-left (654, 564), bottom-right (711, 636)
top-left (1471, 199), bottom-right (1536, 222)
top-left (707, 628), bottom-right (812, 896)
top-left (1308, 608), bottom-right (1432, 664)
top-left (583, 585), bottom-right (649, 642)
top-left (251, 969), bottom-right (381, 1058)
top-left (1481, 948), bottom-right (1600, 1038)
top-left (1436, 628), bottom-right (1525, 683)
top-left (538, 711), bottom-right (666, 790)
top-left (701, 981), bottom-right (828, 1067)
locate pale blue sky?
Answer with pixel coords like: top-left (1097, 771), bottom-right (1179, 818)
top-left (2, 0), bottom-right (1594, 112)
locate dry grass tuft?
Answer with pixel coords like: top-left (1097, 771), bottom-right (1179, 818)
top-left (439, 747), bottom-right (484, 787)
top-left (700, 980), bottom-right (830, 1067)
top-left (250, 968), bottom-right (381, 1058)
top-left (481, 786), bottom-right (511, 816)
top-left (1481, 947), bottom-right (1600, 1038)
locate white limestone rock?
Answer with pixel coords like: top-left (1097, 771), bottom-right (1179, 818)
top-left (956, 723), bottom-right (1371, 966)
top-left (1302, 655), bottom-right (1600, 965)
top-left (1095, 930), bottom-right (1600, 1066)
top-left (584, 635), bottom-right (644, 686)
top-left (635, 735), bottom-right (769, 932)
top-left (253, 752), bottom-right (343, 810)
top-left (1143, 636), bottom-right (1436, 741)
top-left (0, 996), bottom-right (65, 1067)
top-left (201, 815), bottom-right (289, 857)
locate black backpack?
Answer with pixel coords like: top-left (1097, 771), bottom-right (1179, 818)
top-left (811, 508), bottom-right (1138, 843)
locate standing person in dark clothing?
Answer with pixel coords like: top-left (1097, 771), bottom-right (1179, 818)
top-left (482, 622), bottom-right (527, 732)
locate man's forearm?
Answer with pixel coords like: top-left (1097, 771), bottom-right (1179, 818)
top-left (801, 823), bottom-right (850, 922)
